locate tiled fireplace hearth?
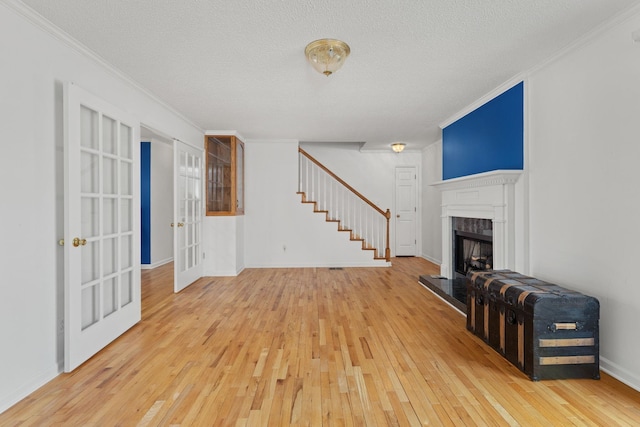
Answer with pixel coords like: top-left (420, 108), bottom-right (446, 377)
top-left (421, 170), bottom-right (522, 310)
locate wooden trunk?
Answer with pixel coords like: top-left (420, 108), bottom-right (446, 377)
top-left (466, 270), bottom-right (600, 381)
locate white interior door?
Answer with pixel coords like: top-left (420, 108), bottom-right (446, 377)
top-left (173, 140), bottom-right (203, 292)
top-left (64, 82), bottom-right (141, 372)
top-left (395, 166), bottom-right (417, 256)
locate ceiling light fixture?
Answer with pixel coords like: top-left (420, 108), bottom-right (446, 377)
top-left (305, 39), bottom-right (351, 76)
top-left (391, 143), bottom-right (406, 153)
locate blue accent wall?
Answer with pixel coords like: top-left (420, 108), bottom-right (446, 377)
top-left (140, 142), bottom-right (151, 265)
top-left (442, 82), bottom-right (523, 180)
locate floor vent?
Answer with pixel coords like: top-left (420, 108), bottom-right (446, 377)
top-left (329, 267), bottom-right (344, 270)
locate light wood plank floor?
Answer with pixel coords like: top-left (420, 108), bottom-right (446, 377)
top-left (3, 257), bottom-right (640, 426)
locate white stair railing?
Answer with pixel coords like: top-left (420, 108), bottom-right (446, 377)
top-left (298, 147), bottom-right (390, 261)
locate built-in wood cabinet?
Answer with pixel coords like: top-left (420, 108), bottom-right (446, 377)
top-left (205, 135), bottom-right (244, 216)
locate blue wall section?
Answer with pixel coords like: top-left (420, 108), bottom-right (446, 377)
top-left (442, 82), bottom-right (523, 180)
top-left (140, 142), bottom-right (151, 265)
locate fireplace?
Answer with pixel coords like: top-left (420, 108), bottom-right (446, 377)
top-left (454, 231), bottom-right (493, 277)
top-left (432, 170), bottom-right (521, 279)
top-left (419, 170), bottom-right (521, 311)
top-left (453, 217), bottom-right (493, 278)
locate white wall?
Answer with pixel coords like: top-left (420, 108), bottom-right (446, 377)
top-left (301, 142), bottom-right (423, 257)
top-left (202, 216), bottom-right (245, 276)
top-left (421, 141), bottom-right (443, 264)
top-left (527, 9), bottom-right (640, 388)
top-left (150, 141), bottom-right (173, 267)
top-left (244, 140), bottom-right (390, 267)
top-left (0, 2), bottom-right (202, 413)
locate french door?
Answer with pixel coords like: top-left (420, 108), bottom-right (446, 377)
top-left (64, 83), bottom-right (141, 372)
top-left (173, 140), bottom-right (203, 292)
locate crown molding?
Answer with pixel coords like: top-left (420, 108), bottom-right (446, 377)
top-left (205, 130), bottom-right (247, 141)
top-left (526, 2), bottom-right (640, 77)
top-left (1, 0), bottom-right (203, 135)
top-left (439, 2), bottom-right (640, 130)
top-left (439, 77), bottom-right (526, 129)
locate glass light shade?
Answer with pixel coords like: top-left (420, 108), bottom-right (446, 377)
top-left (391, 143), bottom-right (406, 153)
top-left (305, 39), bottom-right (350, 76)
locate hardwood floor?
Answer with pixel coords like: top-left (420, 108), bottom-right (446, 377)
top-left (3, 257), bottom-right (640, 426)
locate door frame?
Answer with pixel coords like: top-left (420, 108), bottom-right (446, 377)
top-left (394, 165), bottom-right (420, 257)
top-left (140, 126), bottom-right (175, 271)
top-left (139, 126), bottom-right (204, 292)
top-left (173, 139), bottom-right (204, 292)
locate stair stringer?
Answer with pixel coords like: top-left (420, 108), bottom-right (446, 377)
top-left (296, 193), bottom-right (390, 267)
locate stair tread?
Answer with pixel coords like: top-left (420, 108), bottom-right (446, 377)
top-left (296, 168), bottom-right (389, 261)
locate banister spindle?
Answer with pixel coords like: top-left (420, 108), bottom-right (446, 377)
top-left (297, 147), bottom-right (391, 262)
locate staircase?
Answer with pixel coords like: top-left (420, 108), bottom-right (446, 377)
top-left (297, 147), bottom-right (391, 262)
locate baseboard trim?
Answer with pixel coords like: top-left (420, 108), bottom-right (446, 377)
top-left (245, 260), bottom-right (390, 269)
top-left (141, 257), bottom-right (173, 270)
top-left (0, 364), bottom-right (60, 415)
top-left (420, 254), bottom-right (442, 266)
top-left (599, 357), bottom-right (640, 392)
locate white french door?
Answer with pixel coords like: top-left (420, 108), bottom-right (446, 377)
top-left (64, 82), bottom-right (141, 372)
top-left (173, 140), bottom-right (203, 292)
top-left (395, 166), bottom-right (417, 256)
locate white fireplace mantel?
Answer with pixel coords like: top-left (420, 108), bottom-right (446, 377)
top-left (431, 170), bottom-right (522, 278)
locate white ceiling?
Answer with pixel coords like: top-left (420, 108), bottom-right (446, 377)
top-left (20, 0), bottom-right (640, 150)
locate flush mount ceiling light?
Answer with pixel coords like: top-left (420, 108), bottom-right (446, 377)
top-left (391, 143), bottom-right (406, 153)
top-left (305, 39), bottom-right (351, 76)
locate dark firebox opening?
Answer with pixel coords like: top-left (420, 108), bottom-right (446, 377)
top-left (454, 230), bottom-right (493, 278)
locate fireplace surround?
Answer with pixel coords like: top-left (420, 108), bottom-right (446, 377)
top-left (432, 170), bottom-right (522, 279)
top-left (419, 170), bottom-right (522, 311)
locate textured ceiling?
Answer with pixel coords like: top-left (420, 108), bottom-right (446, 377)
top-left (20, 0), bottom-right (640, 149)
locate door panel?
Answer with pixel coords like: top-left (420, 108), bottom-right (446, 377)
top-left (64, 83), bottom-right (140, 372)
top-left (395, 166), bottom-right (417, 256)
top-left (174, 140), bottom-right (203, 292)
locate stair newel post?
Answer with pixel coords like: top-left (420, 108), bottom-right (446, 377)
top-left (385, 209), bottom-right (391, 262)
top-left (297, 147), bottom-right (392, 262)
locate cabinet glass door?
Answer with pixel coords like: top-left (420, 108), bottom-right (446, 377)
top-left (206, 136), bottom-right (232, 213)
top-left (236, 140), bottom-right (244, 213)
top-left (205, 135), bottom-right (244, 216)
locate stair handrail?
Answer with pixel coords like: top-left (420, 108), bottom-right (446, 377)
top-left (298, 147), bottom-right (391, 261)
top-left (299, 147), bottom-right (387, 216)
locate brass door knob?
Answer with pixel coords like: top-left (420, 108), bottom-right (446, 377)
top-left (72, 237), bottom-right (87, 247)
top-left (177, 222), bottom-right (185, 227)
